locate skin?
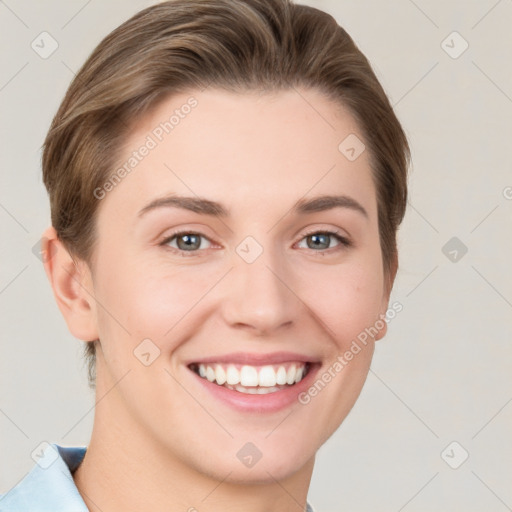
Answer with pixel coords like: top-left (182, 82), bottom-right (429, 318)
top-left (42, 87), bottom-right (397, 512)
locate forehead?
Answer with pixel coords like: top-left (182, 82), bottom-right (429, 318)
top-left (101, 87), bottom-right (377, 221)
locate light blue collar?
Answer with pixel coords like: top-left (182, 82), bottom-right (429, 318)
top-left (0, 443), bottom-right (88, 511)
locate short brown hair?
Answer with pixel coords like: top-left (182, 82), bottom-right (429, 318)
top-left (42, 0), bottom-right (410, 389)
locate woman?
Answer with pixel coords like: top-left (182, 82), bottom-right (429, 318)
top-left (0, 0), bottom-right (409, 510)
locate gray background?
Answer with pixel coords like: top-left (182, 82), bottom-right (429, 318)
top-left (1, 0), bottom-right (511, 510)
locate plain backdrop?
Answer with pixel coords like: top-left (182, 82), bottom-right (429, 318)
top-left (1, 1), bottom-right (511, 510)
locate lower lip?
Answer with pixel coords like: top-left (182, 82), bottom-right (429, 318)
top-left (188, 364), bottom-right (321, 413)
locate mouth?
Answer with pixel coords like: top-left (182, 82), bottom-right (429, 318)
top-left (188, 361), bottom-right (312, 395)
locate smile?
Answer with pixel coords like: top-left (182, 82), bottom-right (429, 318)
top-left (189, 362), bottom-right (311, 394)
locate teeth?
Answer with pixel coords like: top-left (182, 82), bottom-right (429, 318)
top-left (215, 365), bottom-right (226, 385)
top-left (226, 364), bottom-right (240, 385)
top-left (258, 365), bottom-right (277, 387)
top-left (225, 383), bottom-right (285, 394)
top-left (276, 366), bottom-right (287, 385)
top-left (205, 366), bottom-right (216, 382)
top-left (240, 365), bottom-right (259, 386)
top-left (286, 364), bottom-right (297, 385)
top-left (193, 362), bottom-right (309, 390)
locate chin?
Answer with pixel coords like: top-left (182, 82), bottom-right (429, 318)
top-left (191, 438), bottom-right (316, 484)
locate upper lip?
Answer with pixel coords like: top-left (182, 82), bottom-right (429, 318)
top-left (186, 351), bottom-right (318, 366)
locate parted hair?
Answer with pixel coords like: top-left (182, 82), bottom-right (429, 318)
top-left (42, 0), bottom-right (410, 389)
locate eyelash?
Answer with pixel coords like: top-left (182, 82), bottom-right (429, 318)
top-left (159, 228), bottom-right (352, 257)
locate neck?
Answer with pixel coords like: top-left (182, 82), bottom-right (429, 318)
top-left (73, 376), bottom-right (314, 512)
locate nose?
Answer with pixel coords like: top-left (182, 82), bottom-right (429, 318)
top-left (220, 243), bottom-right (300, 336)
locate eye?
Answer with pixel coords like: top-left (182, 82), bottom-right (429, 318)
top-left (159, 229), bottom-right (351, 256)
top-left (160, 231), bottom-right (213, 254)
top-left (296, 230), bottom-right (351, 251)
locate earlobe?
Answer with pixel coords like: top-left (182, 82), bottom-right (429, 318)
top-left (41, 226), bottom-right (99, 342)
top-left (374, 314), bottom-right (388, 341)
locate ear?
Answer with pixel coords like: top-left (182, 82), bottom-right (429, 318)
top-left (40, 226), bottom-right (99, 342)
top-left (374, 252), bottom-right (399, 341)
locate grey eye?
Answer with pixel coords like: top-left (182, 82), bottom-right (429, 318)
top-left (176, 234), bottom-right (201, 251)
top-left (298, 232), bottom-right (342, 251)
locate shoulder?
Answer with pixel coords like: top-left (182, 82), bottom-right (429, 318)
top-left (0, 443), bottom-right (88, 512)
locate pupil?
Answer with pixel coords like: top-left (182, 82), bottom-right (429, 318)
top-left (309, 233), bottom-right (329, 250)
top-left (178, 234), bottom-right (199, 250)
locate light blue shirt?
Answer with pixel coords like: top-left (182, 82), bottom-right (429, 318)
top-left (0, 443), bottom-right (88, 511)
top-left (0, 442), bottom-right (316, 511)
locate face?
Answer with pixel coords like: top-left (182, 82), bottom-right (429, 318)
top-left (83, 87), bottom-right (391, 483)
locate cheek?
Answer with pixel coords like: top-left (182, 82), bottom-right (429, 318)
top-left (298, 254), bottom-right (385, 349)
top-left (94, 258), bottom-right (216, 352)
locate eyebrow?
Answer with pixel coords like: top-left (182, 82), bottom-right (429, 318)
top-left (137, 194), bottom-right (368, 219)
